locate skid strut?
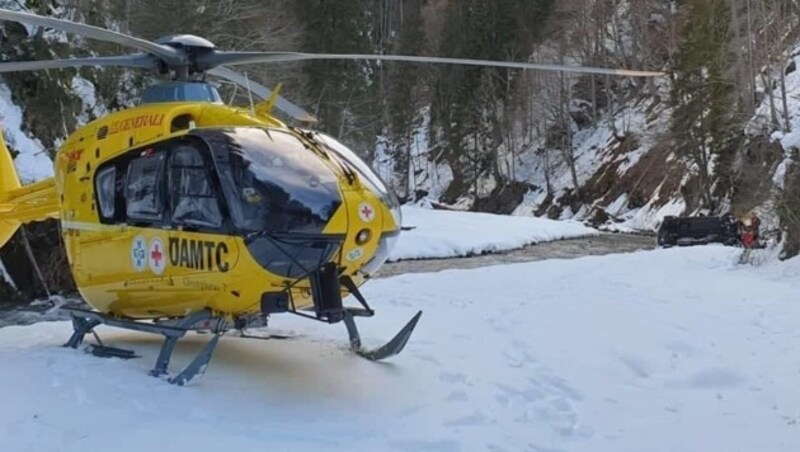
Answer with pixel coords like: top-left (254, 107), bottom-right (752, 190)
top-left (305, 267), bottom-right (423, 360)
top-left (62, 306), bottom-right (226, 386)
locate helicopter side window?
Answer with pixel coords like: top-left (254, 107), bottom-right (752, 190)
top-left (126, 151), bottom-right (166, 223)
top-left (168, 145), bottom-right (222, 229)
top-left (95, 165), bottom-right (116, 220)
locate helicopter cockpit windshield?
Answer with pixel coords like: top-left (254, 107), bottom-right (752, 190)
top-left (204, 128), bottom-right (342, 235)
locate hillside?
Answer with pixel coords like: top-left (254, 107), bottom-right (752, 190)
top-left (373, 0), bottom-right (799, 250)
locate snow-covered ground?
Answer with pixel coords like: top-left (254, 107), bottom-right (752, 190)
top-left (390, 206), bottom-right (597, 261)
top-left (1, 245), bottom-right (799, 451)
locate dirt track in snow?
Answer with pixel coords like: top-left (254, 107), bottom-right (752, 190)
top-left (376, 232), bottom-right (656, 278)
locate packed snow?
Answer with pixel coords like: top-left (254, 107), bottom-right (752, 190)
top-left (389, 206), bottom-right (597, 261)
top-left (1, 245), bottom-right (799, 451)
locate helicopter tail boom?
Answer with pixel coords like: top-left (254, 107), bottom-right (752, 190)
top-left (0, 136), bottom-right (59, 248)
top-left (0, 134), bottom-right (21, 248)
top-left (0, 178), bottom-right (59, 221)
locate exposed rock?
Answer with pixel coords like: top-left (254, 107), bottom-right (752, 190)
top-left (470, 181), bottom-right (530, 215)
top-left (588, 207), bottom-right (611, 226)
top-left (534, 193), bottom-right (553, 218)
top-left (0, 220), bottom-right (76, 302)
top-left (730, 136), bottom-right (784, 216)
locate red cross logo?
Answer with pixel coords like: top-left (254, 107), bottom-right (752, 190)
top-left (151, 244), bottom-right (162, 266)
top-left (148, 237), bottom-right (166, 275)
top-left (359, 202), bottom-right (375, 222)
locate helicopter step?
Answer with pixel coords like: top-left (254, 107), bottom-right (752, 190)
top-left (87, 343), bottom-right (139, 359)
top-left (62, 306), bottom-right (227, 386)
top-left (233, 330), bottom-right (296, 341)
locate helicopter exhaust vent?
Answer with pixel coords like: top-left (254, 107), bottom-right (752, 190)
top-left (170, 114), bottom-right (195, 133)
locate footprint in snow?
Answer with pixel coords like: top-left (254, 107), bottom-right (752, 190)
top-left (446, 390), bottom-right (469, 402)
top-left (617, 354), bottom-right (651, 379)
top-left (537, 374), bottom-right (583, 401)
top-left (413, 353), bottom-right (441, 365)
top-left (663, 340), bottom-right (698, 356)
top-left (443, 410), bottom-right (488, 427)
top-left (503, 348), bottom-right (537, 368)
top-left (439, 372), bottom-right (469, 385)
top-left (494, 382), bottom-right (544, 405)
top-left (492, 373), bottom-right (587, 438)
top-left (669, 368), bottom-right (745, 389)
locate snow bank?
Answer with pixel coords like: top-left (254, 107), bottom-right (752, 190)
top-left (1, 246), bottom-right (799, 451)
top-left (389, 206), bottom-right (597, 261)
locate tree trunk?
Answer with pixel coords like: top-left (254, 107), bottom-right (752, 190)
top-left (762, 72), bottom-right (779, 128)
top-left (780, 56), bottom-right (791, 132)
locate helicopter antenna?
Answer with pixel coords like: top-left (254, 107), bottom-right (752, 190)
top-left (244, 72), bottom-right (256, 116)
top-left (227, 80), bottom-right (239, 105)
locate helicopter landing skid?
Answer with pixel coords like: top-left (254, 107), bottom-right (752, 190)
top-left (312, 273), bottom-right (423, 361)
top-left (343, 308), bottom-right (423, 361)
top-left (61, 307), bottom-right (226, 386)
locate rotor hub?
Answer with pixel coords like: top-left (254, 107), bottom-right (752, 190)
top-left (154, 34), bottom-right (216, 50)
top-left (151, 35), bottom-right (218, 78)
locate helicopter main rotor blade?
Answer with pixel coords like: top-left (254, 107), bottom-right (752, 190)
top-left (0, 54), bottom-right (158, 73)
top-left (0, 8), bottom-right (182, 65)
top-left (200, 51), bottom-right (666, 78)
top-left (207, 67), bottom-right (318, 123)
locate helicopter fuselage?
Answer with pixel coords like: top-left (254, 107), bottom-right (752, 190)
top-left (54, 101), bottom-right (400, 319)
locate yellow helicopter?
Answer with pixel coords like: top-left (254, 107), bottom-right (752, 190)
top-left (0, 8), bottom-right (664, 385)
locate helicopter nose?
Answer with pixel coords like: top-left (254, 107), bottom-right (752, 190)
top-left (245, 231), bottom-right (342, 280)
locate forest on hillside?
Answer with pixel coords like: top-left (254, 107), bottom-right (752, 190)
top-left (2, 0), bottom-right (800, 300)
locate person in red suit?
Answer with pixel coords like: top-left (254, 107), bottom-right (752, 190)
top-left (740, 213), bottom-right (761, 248)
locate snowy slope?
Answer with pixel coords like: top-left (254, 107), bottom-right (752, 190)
top-left (751, 45), bottom-right (800, 200)
top-left (0, 84), bottom-right (53, 183)
top-left (380, 76), bottom-right (689, 234)
top-left (390, 206), bottom-right (597, 261)
top-left (1, 246), bottom-right (799, 451)
top-left (512, 87), bottom-right (677, 224)
top-left (751, 46), bottom-right (800, 153)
